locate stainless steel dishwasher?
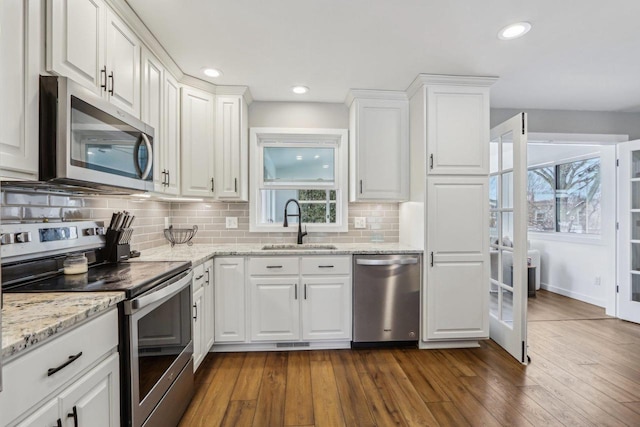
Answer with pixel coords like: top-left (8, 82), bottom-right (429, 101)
top-left (353, 254), bottom-right (421, 345)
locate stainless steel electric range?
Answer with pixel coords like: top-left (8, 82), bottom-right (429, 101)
top-left (1, 221), bottom-right (194, 427)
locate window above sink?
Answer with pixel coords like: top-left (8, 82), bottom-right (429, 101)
top-left (249, 128), bottom-right (348, 232)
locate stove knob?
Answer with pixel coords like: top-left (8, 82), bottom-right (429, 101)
top-left (83, 228), bottom-right (96, 236)
top-left (0, 233), bottom-right (15, 245)
top-left (14, 232), bottom-right (32, 243)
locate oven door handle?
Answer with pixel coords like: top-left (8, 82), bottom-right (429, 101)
top-left (125, 271), bottom-right (193, 314)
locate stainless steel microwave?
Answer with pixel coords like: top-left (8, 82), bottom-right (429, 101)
top-left (39, 76), bottom-right (154, 193)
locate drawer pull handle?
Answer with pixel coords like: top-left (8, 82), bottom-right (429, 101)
top-left (318, 265), bottom-right (334, 268)
top-left (54, 419), bottom-right (62, 427)
top-left (67, 406), bottom-right (78, 427)
top-left (48, 352), bottom-right (83, 376)
top-left (193, 303), bottom-right (198, 320)
top-left (266, 265), bottom-right (282, 269)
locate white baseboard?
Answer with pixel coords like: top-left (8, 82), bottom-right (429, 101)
top-left (419, 340), bottom-right (481, 350)
top-left (540, 283), bottom-right (605, 307)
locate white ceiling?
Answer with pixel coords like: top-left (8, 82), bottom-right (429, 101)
top-left (126, 0), bottom-right (640, 112)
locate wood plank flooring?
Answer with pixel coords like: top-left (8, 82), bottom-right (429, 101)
top-left (179, 290), bottom-right (640, 426)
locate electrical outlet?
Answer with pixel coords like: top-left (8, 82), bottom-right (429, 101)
top-left (226, 217), bottom-right (238, 229)
top-left (164, 217), bottom-right (170, 229)
top-left (354, 217), bottom-right (367, 229)
top-left (595, 276), bottom-right (601, 286)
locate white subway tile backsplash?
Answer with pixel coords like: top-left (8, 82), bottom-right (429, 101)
top-left (5, 192), bottom-right (49, 206)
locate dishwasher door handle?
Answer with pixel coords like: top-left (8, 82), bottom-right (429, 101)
top-left (356, 257), bottom-right (419, 266)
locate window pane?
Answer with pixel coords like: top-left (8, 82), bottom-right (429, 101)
top-left (258, 189), bottom-right (337, 224)
top-left (489, 175), bottom-right (498, 210)
top-left (502, 172), bottom-right (513, 209)
top-left (556, 158), bottom-right (600, 234)
top-left (263, 147), bottom-right (334, 183)
top-left (528, 167), bottom-right (555, 232)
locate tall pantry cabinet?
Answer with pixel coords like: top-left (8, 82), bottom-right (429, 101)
top-left (401, 74), bottom-right (497, 348)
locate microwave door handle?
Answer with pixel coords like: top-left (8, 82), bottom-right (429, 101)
top-left (133, 134), bottom-right (144, 178)
top-left (140, 133), bottom-right (153, 180)
top-left (132, 134), bottom-right (153, 180)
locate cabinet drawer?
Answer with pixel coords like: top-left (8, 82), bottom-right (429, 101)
top-left (301, 256), bottom-right (351, 275)
top-left (192, 262), bottom-right (206, 291)
top-left (249, 257), bottom-right (299, 276)
top-left (0, 309), bottom-right (118, 425)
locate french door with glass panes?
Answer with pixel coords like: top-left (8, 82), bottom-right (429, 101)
top-left (617, 139), bottom-right (640, 323)
top-left (489, 113), bottom-right (528, 363)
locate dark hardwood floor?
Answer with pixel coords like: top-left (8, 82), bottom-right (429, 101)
top-left (179, 290), bottom-right (640, 426)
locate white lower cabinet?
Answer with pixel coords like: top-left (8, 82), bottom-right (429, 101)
top-left (1, 309), bottom-right (120, 427)
top-left (301, 277), bottom-right (351, 340)
top-left (250, 277), bottom-right (300, 341)
top-left (246, 256), bottom-right (352, 345)
top-left (214, 257), bottom-right (246, 342)
top-left (192, 259), bottom-right (214, 371)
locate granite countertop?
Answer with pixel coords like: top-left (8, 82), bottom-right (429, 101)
top-left (2, 292), bottom-right (125, 360)
top-left (136, 242), bottom-right (423, 264)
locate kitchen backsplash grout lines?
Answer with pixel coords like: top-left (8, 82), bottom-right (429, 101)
top-left (1, 191), bottom-right (399, 250)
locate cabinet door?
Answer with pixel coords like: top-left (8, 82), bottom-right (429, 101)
top-left (426, 85), bottom-right (490, 175)
top-left (214, 258), bottom-right (246, 342)
top-left (301, 277), bottom-right (351, 340)
top-left (141, 49), bottom-right (165, 193)
top-left (0, 0), bottom-right (39, 179)
top-left (203, 260), bottom-right (215, 349)
top-left (105, 9), bottom-right (140, 117)
top-left (350, 98), bottom-right (409, 201)
top-left (47, 0), bottom-right (105, 95)
top-left (192, 286), bottom-right (205, 370)
top-left (181, 86), bottom-right (215, 197)
top-left (215, 95), bottom-right (247, 200)
top-left (14, 399), bottom-right (58, 427)
top-left (250, 277), bottom-right (299, 341)
top-left (163, 73), bottom-right (181, 195)
top-left (425, 176), bottom-right (489, 340)
top-left (58, 352), bottom-right (120, 427)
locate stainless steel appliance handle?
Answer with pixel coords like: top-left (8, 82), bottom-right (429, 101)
top-left (127, 271), bottom-right (193, 313)
top-left (133, 133), bottom-right (153, 180)
top-left (356, 257), bottom-right (419, 266)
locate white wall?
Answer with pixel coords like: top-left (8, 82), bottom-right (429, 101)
top-left (492, 108), bottom-right (640, 140)
top-left (249, 101), bottom-right (348, 128)
top-left (527, 143), bottom-right (616, 313)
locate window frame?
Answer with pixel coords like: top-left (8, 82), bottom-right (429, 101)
top-left (527, 154), bottom-right (602, 236)
top-left (249, 127), bottom-right (349, 232)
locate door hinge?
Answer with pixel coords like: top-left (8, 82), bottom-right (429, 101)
top-left (521, 113), bottom-right (526, 135)
top-left (617, 285), bottom-right (620, 293)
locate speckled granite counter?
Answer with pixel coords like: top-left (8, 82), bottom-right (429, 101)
top-left (135, 243), bottom-right (423, 265)
top-left (2, 292), bottom-right (125, 360)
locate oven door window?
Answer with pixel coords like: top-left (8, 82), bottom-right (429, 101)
top-left (136, 286), bottom-right (191, 403)
top-left (70, 96), bottom-right (153, 180)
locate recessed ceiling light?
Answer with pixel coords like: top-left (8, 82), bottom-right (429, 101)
top-left (296, 155), bottom-right (303, 160)
top-left (314, 155), bottom-right (320, 159)
top-left (498, 22), bottom-right (531, 40)
top-left (203, 68), bottom-right (222, 78)
top-left (292, 86), bottom-right (309, 94)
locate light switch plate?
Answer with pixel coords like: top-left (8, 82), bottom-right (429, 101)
top-left (354, 217), bottom-right (367, 229)
top-left (225, 217), bottom-right (238, 229)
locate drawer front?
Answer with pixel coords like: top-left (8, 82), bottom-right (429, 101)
top-left (0, 309), bottom-right (118, 425)
top-left (249, 257), bottom-right (299, 276)
top-left (192, 262), bottom-right (206, 291)
top-left (301, 256), bottom-right (351, 275)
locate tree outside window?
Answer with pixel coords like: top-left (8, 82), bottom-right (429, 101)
top-left (528, 158), bottom-right (601, 234)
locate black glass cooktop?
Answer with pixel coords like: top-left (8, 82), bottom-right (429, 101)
top-left (3, 260), bottom-right (191, 299)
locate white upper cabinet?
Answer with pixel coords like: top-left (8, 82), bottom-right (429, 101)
top-left (215, 94), bottom-right (249, 200)
top-left (0, 0), bottom-right (40, 180)
top-left (181, 86), bottom-right (215, 198)
top-left (141, 48), bottom-right (164, 192)
top-left (162, 73), bottom-right (181, 194)
top-left (104, 9), bottom-right (140, 116)
top-left (348, 92), bottom-right (409, 202)
top-left (47, 0), bottom-right (141, 117)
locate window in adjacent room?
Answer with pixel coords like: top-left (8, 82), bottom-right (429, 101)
top-left (250, 128), bottom-right (348, 232)
top-left (527, 157), bottom-right (601, 234)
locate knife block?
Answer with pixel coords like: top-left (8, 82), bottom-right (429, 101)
top-left (105, 229), bottom-right (130, 263)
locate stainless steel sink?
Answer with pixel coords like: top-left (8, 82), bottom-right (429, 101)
top-left (261, 244), bottom-right (337, 251)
